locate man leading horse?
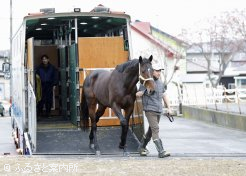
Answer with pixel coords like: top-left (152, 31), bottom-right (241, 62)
top-left (136, 63), bottom-right (172, 158)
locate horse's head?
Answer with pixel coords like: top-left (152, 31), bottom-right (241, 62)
top-left (139, 55), bottom-right (155, 94)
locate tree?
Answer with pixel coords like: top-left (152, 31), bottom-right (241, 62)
top-left (180, 9), bottom-right (246, 88)
top-left (227, 9), bottom-right (246, 41)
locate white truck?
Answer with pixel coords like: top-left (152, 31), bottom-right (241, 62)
top-left (3, 6), bottom-right (144, 155)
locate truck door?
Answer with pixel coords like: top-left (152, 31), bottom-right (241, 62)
top-left (68, 44), bottom-right (80, 125)
top-left (26, 37), bottom-right (37, 152)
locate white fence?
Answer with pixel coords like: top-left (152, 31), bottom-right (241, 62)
top-left (169, 84), bottom-right (246, 114)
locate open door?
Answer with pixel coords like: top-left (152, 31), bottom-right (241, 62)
top-left (26, 37), bottom-right (37, 152)
top-left (59, 46), bottom-right (68, 119)
top-left (69, 44), bottom-right (79, 125)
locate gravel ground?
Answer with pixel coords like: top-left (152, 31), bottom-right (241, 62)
top-left (1, 155), bottom-right (246, 175)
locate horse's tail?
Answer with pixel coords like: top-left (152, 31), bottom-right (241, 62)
top-left (80, 88), bottom-right (89, 131)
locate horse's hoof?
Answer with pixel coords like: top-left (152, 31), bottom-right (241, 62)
top-left (119, 145), bottom-right (124, 149)
top-left (123, 151), bottom-right (130, 157)
top-left (95, 150), bottom-right (101, 156)
top-left (119, 143), bottom-right (127, 149)
top-left (90, 144), bottom-right (95, 150)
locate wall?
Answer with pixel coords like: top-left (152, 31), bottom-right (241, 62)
top-left (183, 105), bottom-right (246, 132)
top-left (131, 29), bottom-right (183, 82)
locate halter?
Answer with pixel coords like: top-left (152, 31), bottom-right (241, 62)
top-left (139, 63), bottom-right (154, 86)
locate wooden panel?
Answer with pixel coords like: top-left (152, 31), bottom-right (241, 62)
top-left (133, 98), bottom-right (144, 118)
top-left (78, 36), bottom-right (128, 69)
top-left (78, 36), bottom-right (128, 85)
top-left (27, 38), bottom-right (34, 86)
top-left (78, 37), bottom-right (129, 126)
top-left (34, 46), bottom-right (58, 68)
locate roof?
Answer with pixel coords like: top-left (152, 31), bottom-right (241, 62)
top-left (231, 52), bottom-right (246, 61)
top-left (24, 10), bottom-right (130, 40)
top-left (0, 50), bottom-right (9, 58)
top-left (233, 64), bottom-right (246, 71)
top-left (186, 59), bottom-right (219, 73)
top-left (187, 42), bottom-right (236, 54)
top-left (131, 21), bottom-right (177, 58)
top-left (180, 74), bottom-right (207, 83)
top-left (151, 25), bottom-right (186, 46)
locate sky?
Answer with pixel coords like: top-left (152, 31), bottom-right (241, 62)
top-left (0, 0), bottom-right (245, 51)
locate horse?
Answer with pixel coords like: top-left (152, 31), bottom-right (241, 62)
top-left (80, 55), bottom-right (155, 156)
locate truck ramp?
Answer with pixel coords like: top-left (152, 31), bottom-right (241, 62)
top-left (35, 124), bottom-right (139, 155)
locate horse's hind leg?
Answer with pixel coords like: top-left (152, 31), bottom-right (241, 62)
top-left (88, 101), bottom-right (101, 155)
top-left (89, 104), bottom-right (106, 155)
top-left (95, 104), bottom-right (106, 123)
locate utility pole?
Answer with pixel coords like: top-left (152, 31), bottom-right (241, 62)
top-left (9, 0), bottom-right (12, 103)
top-left (10, 0), bottom-right (12, 57)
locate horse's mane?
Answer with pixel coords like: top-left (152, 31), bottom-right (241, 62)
top-left (115, 59), bottom-right (139, 73)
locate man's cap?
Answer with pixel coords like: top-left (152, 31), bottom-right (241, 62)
top-left (152, 64), bottom-right (164, 71)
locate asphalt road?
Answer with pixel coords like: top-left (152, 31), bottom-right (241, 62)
top-left (145, 115), bottom-right (246, 156)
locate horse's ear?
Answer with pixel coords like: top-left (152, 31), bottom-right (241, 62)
top-left (139, 56), bottom-right (143, 63)
top-left (149, 55), bottom-right (153, 62)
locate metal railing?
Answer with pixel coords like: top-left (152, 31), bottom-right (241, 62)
top-left (169, 85), bottom-right (246, 115)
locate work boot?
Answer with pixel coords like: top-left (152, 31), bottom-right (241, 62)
top-left (153, 139), bottom-right (170, 158)
top-left (137, 135), bottom-right (150, 156)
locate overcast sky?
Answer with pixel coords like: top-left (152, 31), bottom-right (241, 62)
top-left (0, 0), bottom-right (245, 50)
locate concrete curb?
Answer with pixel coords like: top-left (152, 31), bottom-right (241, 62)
top-left (182, 105), bottom-right (246, 132)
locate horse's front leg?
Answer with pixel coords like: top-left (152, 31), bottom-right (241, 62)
top-left (112, 103), bottom-right (133, 156)
top-left (120, 106), bottom-right (134, 156)
top-left (112, 103), bottom-right (127, 126)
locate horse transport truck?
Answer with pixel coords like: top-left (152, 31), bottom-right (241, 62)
top-left (4, 6), bottom-right (145, 155)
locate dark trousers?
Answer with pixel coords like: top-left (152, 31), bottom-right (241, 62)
top-left (37, 82), bottom-right (53, 116)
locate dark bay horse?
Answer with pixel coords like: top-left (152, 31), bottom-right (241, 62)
top-left (80, 55), bottom-right (155, 155)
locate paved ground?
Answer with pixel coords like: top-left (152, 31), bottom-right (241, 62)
top-left (0, 116), bottom-right (17, 155)
top-left (145, 116), bottom-right (246, 156)
top-left (1, 116), bottom-right (246, 175)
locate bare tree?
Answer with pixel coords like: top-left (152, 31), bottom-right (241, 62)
top-left (181, 9), bottom-right (246, 88)
top-left (225, 9), bottom-right (246, 51)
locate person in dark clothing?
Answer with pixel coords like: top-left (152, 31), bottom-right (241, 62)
top-left (36, 55), bottom-right (58, 118)
top-left (136, 63), bottom-right (172, 158)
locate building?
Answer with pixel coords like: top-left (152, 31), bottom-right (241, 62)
top-left (131, 21), bottom-right (187, 79)
top-left (186, 44), bottom-right (246, 89)
top-left (130, 21), bottom-right (187, 110)
top-left (223, 52), bottom-right (246, 89)
top-left (0, 50), bottom-right (10, 101)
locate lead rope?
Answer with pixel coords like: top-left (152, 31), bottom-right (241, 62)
top-left (165, 113), bottom-right (174, 122)
top-left (134, 63), bottom-right (154, 131)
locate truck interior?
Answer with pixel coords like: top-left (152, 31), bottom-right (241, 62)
top-left (25, 13), bottom-right (130, 127)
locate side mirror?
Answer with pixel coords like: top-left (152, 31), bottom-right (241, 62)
top-left (2, 62), bottom-right (11, 79)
